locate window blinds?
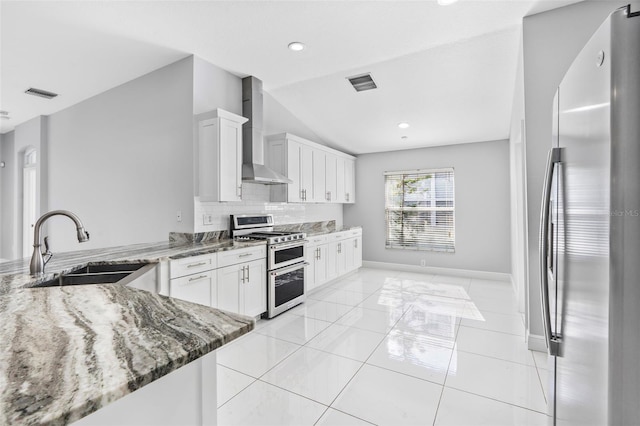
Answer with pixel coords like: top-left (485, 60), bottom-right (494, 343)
top-left (384, 168), bottom-right (455, 252)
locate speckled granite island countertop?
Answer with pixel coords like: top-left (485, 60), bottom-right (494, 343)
top-left (0, 239), bottom-right (261, 425)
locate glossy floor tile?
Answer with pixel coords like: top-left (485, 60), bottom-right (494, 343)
top-left (216, 267), bottom-right (549, 425)
top-left (217, 380), bottom-right (326, 425)
top-left (315, 408), bottom-right (374, 425)
top-left (254, 314), bottom-right (332, 345)
top-left (287, 299), bottom-right (354, 323)
top-left (336, 305), bottom-right (403, 334)
top-left (261, 346), bottom-right (362, 405)
top-left (366, 329), bottom-right (453, 384)
top-left (435, 387), bottom-right (550, 426)
top-left (332, 364), bottom-right (443, 425)
top-left (445, 351), bottom-right (547, 413)
top-left (306, 323), bottom-right (386, 362)
top-left (216, 332), bottom-right (300, 378)
top-left (216, 365), bottom-right (255, 408)
top-left (455, 326), bottom-right (534, 366)
top-left (460, 307), bottom-right (526, 336)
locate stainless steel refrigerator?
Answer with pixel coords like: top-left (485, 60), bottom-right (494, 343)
top-left (539, 4), bottom-right (640, 426)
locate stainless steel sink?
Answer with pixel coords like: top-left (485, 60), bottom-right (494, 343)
top-left (36, 262), bottom-right (157, 291)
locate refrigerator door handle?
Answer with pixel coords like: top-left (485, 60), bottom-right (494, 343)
top-left (539, 147), bottom-right (562, 356)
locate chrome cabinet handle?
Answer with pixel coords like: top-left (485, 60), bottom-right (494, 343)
top-left (247, 265), bottom-right (250, 282)
top-left (187, 261), bottom-right (207, 268)
top-left (354, 239), bottom-right (358, 248)
top-left (239, 253), bottom-right (252, 258)
top-left (188, 274), bottom-right (208, 282)
top-left (338, 242), bottom-right (342, 254)
top-left (240, 266), bottom-right (246, 283)
top-left (539, 147), bottom-right (561, 356)
top-left (237, 186), bottom-right (242, 197)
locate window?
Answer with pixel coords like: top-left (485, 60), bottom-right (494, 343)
top-left (385, 168), bottom-right (455, 252)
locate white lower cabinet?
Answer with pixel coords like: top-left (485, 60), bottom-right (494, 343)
top-left (306, 241), bottom-right (328, 292)
top-left (169, 245), bottom-right (267, 317)
top-left (169, 253), bottom-right (218, 307)
top-left (170, 270), bottom-right (216, 308)
top-left (345, 235), bottom-right (363, 272)
top-left (217, 258), bottom-right (266, 317)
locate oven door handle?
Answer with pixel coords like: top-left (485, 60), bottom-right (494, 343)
top-left (270, 262), bottom-right (310, 276)
top-left (269, 240), bottom-right (308, 251)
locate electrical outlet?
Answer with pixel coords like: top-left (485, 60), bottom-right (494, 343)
top-left (420, 259), bottom-right (426, 267)
top-left (176, 210), bottom-right (182, 222)
top-left (203, 214), bottom-right (214, 225)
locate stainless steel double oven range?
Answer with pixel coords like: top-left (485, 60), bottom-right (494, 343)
top-left (231, 214), bottom-right (307, 318)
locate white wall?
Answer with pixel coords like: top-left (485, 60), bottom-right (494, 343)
top-left (45, 56), bottom-right (195, 253)
top-left (344, 140), bottom-right (510, 274)
top-left (0, 131), bottom-right (16, 260)
top-left (522, 0), bottom-right (639, 338)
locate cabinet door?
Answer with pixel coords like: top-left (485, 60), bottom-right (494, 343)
top-left (217, 265), bottom-right (242, 313)
top-left (219, 118), bottom-right (243, 202)
top-left (170, 271), bottom-right (214, 307)
top-left (325, 154), bottom-right (337, 203)
top-left (336, 157), bottom-right (346, 203)
top-left (327, 241), bottom-right (339, 280)
top-left (242, 259), bottom-right (266, 317)
top-left (306, 245), bottom-right (317, 291)
top-left (336, 241), bottom-right (347, 276)
top-left (300, 144), bottom-right (314, 202)
top-left (312, 150), bottom-right (326, 202)
top-left (354, 236), bottom-right (363, 269)
top-left (286, 141), bottom-right (303, 202)
top-left (315, 244), bottom-right (328, 286)
top-left (345, 237), bottom-right (356, 272)
top-left (344, 158), bottom-right (355, 204)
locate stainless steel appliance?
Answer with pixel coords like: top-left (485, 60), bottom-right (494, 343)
top-left (539, 5), bottom-right (640, 425)
top-left (231, 214), bottom-right (307, 318)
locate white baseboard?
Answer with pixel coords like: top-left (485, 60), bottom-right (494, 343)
top-left (362, 261), bottom-right (511, 282)
top-left (527, 332), bottom-right (547, 352)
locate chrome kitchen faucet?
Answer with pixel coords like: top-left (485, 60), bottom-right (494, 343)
top-left (29, 210), bottom-right (90, 276)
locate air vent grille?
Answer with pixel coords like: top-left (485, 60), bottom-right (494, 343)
top-left (25, 87), bottom-right (59, 99)
top-left (0, 110), bottom-right (9, 120)
top-left (347, 73), bottom-right (378, 92)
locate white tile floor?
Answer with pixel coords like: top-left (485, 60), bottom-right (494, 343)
top-left (215, 267), bottom-right (550, 426)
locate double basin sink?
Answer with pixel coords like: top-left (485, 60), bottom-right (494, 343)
top-left (37, 262), bottom-right (157, 292)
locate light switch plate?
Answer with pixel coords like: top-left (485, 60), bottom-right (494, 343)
top-left (203, 214), bottom-right (214, 225)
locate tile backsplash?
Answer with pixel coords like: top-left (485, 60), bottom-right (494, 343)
top-left (194, 183), bottom-right (344, 233)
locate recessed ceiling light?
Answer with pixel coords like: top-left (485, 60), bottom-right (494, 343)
top-left (398, 122), bottom-right (410, 129)
top-left (288, 42), bottom-right (305, 51)
top-left (437, 0), bottom-right (458, 5)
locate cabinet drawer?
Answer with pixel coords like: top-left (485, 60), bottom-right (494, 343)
top-left (170, 270), bottom-right (214, 307)
top-left (307, 235), bottom-right (328, 246)
top-left (331, 231), bottom-right (349, 241)
top-left (170, 253), bottom-right (217, 279)
top-left (348, 229), bottom-right (362, 238)
top-left (217, 245), bottom-right (266, 268)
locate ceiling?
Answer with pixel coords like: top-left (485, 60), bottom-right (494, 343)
top-left (0, 0), bottom-right (582, 154)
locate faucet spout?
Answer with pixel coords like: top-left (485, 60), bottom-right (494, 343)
top-left (30, 210), bottom-right (90, 276)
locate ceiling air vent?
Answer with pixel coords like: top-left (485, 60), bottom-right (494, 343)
top-left (347, 73), bottom-right (377, 92)
top-left (25, 87), bottom-right (59, 99)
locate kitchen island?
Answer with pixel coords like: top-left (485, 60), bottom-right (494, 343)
top-left (0, 239), bottom-right (261, 425)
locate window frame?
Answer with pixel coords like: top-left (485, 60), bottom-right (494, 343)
top-left (384, 167), bottom-right (455, 253)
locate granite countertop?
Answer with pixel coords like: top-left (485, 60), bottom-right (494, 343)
top-left (304, 225), bottom-right (362, 237)
top-left (0, 239), bottom-right (261, 425)
top-left (0, 224), bottom-right (361, 424)
top-left (0, 239), bottom-right (266, 294)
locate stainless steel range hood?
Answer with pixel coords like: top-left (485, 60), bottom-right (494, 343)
top-left (241, 76), bottom-right (292, 184)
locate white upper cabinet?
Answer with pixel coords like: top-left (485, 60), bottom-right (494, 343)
top-left (198, 109), bottom-right (248, 202)
top-left (266, 133), bottom-right (356, 204)
top-left (336, 157), bottom-right (355, 204)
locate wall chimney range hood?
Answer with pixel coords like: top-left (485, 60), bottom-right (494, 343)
top-left (241, 76), bottom-right (292, 184)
